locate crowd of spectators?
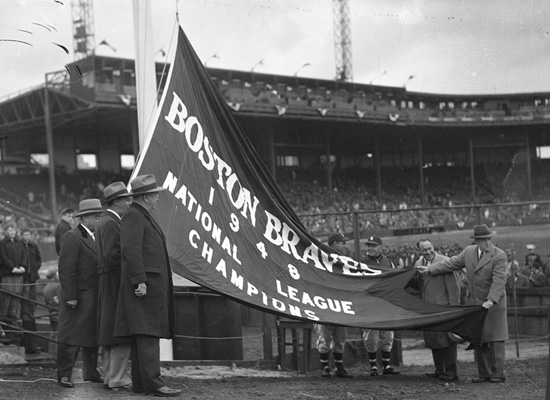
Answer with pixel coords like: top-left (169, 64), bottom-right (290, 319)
top-left (217, 77), bottom-right (550, 123)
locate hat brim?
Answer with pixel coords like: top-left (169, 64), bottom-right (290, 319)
top-left (75, 209), bottom-right (104, 217)
top-left (470, 233), bottom-right (495, 239)
top-left (132, 186), bottom-right (167, 195)
top-left (101, 193), bottom-right (133, 204)
top-left (365, 241), bottom-right (382, 245)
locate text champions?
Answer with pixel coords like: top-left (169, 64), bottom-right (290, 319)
top-left (161, 91), bottom-right (381, 320)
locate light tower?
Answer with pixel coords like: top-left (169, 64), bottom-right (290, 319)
top-left (71, 0), bottom-right (95, 60)
top-left (332, 0), bottom-right (353, 82)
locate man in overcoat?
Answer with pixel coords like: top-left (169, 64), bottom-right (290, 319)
top-left (114, 174), bottom-right (180, 397)
top-left (414, 239), bottom-right (459, 381)
top-left (417, 224), bottom-right (508, 383)
top-left (56, 199), bottom-right (104, 388)
top-left (95, 182), bottom-right (132, 391)
top-left (21, 228), bottom-right (42, 353)
top-left (54, 208), bottom-right (74, 255)
top-left (0, 222), bottom-right (27, 325)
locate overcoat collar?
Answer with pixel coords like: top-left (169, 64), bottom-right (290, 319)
top-left (132, 202), bottom-right (165, 241)
top-left (475, 243), bottom-right (495, 271)
top-left (77, 223), bottom-right (97, 254)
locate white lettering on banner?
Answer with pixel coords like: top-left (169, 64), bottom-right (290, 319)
top-left (263, 210), bottom-right (381, 276)
top-left (165, 93), bottom-right (259, 227)
top-left (166, 173), bottom-right (241, 265)
top-left (276, 279), bottom-right (355, 315)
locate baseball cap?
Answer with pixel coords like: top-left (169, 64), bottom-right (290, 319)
top-left (328, 233), bottom-right (350, 244)
top-left (365, 236), bottom-right (382, 246)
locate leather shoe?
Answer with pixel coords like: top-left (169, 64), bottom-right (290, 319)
top-left (110, 383), bottom-right (133, 392)
top-left (472, 377), bottom-right (490, 383)
top-left (489, 377), bottom-right (505, 383)
top-left (152, 386), bottom-right (182, 397)
top-left (425, 372), bottom-right (440, 378)
top-left (85, 376), bottom-right (104, 383)
top-left (58, 377), bottom-right (74, 388)
top-left (382, 366), bottom-right (400, 375)
top-left (439, 374), bottom-right (459, 382)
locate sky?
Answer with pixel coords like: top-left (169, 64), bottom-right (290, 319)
top-left (2, 0), bottom-right (550, 100)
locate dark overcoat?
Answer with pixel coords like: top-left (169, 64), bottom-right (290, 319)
top-left (415, 252), bottom-right (459, 349)
top-left (0, 237), bottom-right (26, 278)
top-left (114, 203), bottom-right (175, 339)
top-left (95, 210), bottom-right (128, 346)
top-left (55, 220), bottom-right (72, 255)
top-left (430, 243), bottom-right (508, 343)
top-left (23, 241), bottom-right (42, 283)
top-left (57, 224), bottom-right (99, 347)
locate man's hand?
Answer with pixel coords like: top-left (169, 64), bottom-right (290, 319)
top-left (135, 282), bottom-right (147, 297)
top-left (66, 299), bottom-right (78, 309)
top-left (482, 300), bottom-right (494, 309)
top-left (416, 265), bottom-right (430, 274)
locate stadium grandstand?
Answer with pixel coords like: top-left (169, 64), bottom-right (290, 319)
top-left (1, 55), bottom-right (550, 226)
top-left (1, 55), bottom-right (550, 367)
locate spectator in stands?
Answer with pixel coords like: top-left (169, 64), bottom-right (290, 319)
top-left (525, 244), bottom-right (543, 266)
top-left (20, 228), bottom-right (42, 354)
top-left (0, 222), bottom-right (27, 327)
top-left (313, 233), bottom-right (352, 379)
top-left (417, 224), bottom-right (508, 383)
top-left (54, 208), bottom-right (75, 255)
top-left (415, 239), bottom-right (459, 382)
top-left (505, 262), bottom-right (529, 292)
top-left (362, 236), bottom-right (400, 376)
top-left (504, 248), bottom-right (518, 279)
top-left (528, 261), bottom-right (548, 288)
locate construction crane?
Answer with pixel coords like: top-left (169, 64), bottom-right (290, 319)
top-left (332, 0), bottom-right (353, 82)
top-left (71, 0), bottom-right (95, 60)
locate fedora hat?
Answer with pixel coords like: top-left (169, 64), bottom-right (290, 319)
top-left (470, 224), bottom-right (495, 239)
top-left (75, 198), bottom-right (104, 217)
top-left (102, 181), bottom-right (132, 204)
top-left (130, 174), bottom-right (166, 196)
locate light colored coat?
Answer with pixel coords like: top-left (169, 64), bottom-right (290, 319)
top-left (429, 243), bottom-right (508, 343)
top-left (415, 252), bottom-right (459, 349)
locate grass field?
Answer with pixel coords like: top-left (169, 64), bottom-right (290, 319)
top-left (381, 224), bottom-right (550, 263)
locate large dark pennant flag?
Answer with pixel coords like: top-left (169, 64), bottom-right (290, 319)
top-left (132, 27), bottom-right (486, 343)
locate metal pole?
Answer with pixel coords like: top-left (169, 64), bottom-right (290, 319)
top-left (374, 134), bottom-right (382, 204)
top-left (511, 249), bottom-right (520, 358)
top-left (469, 135), bottom-right (476, 204)
top-left (353, 212), bottom-right (360, 260)
top-left (43, 86), bottom-right (58, 220)
top-left (417, 132), bottom-right (424, 205)
top-left (546, 307), bottom-right (550, 400)
top-left (525, 131), bottom-right (532, 199)
top-left (327, 134), bottom-right (333, 206)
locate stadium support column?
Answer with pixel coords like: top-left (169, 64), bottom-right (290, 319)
top-left (374, 134), bottom-right (382, 203)
top-left (417, 133), bottom-right (425, 205)
top-left (43, 86), bottom-right (57, 221)
top-left (327, 134), bottom-right (333, 205)
top-left (525, 132), bottom-right (532, 199)
top-left (469, 135), bottom-right (476, 204)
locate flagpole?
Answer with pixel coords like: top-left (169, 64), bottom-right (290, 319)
top-left (133, 0), bottom-right (159, 150)
top-left (132, 0), bottom-right (172, 361)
